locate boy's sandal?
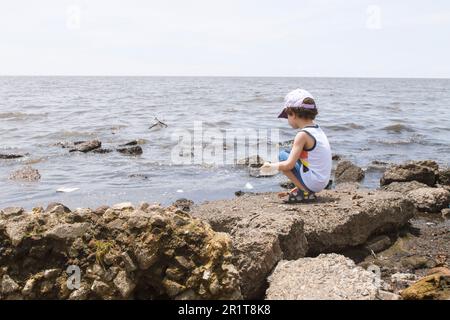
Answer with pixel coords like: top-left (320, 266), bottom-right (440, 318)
top-left (282, 188), bottom-right (317, 204)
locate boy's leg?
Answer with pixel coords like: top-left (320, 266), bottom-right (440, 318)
top-left (278, 149), bottom-right (309, 193)
top-left (280, 170), bottom-right (308, 193)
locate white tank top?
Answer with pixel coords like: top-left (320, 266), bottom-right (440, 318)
top-left (298, 124), bottom-right (332, 192)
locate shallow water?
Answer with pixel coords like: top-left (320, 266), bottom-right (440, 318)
top-left (1, 77), bottom-right (449, 209)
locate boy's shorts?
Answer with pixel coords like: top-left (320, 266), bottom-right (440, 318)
top-left (279, 149), bottom-right (319, 193)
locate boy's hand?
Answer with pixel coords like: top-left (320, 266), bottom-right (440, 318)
top-left (260, 162), bottom-right (279, 176)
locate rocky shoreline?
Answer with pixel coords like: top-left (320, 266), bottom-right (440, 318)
top-left (0, 159), bottom-right (449, 300)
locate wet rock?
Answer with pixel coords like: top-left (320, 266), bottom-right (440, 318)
top-left (192, 196), bottom-right (308, 299)
top-left (0, 154), bottom-right (24, 159)
top-left (400, 272), bottom-right (450, 300)
top-left (116, 146), bottom-right (143, 155)
top-left (332, 154), bottom-right (341, 161)
top-left (266, 254), bottom-right (379, 300)
top-left (9, 166), bottom-right (41, 182)
top-left (172, 199), bottom-right (194, 212)
top-left (364, 235), bottom-right (393, 254)
top-left (118, 140), bottom-right (146, 147)
top-left (92, 148), bottom-right (113, 154)
top-left (406, 187), bottom-right (450, 213)
top-left (401, 255), bottom-right (436, 271)
top-left (381, 181), bottom-right (428, 193)
top-left (236, 155), bottom-right (264, 168)
top-left (380, 161), bottom-right (438, 187)
top-left (69, 140), bottom-right (101, 153)
top-left (335, 160), bottom-right (365, 183)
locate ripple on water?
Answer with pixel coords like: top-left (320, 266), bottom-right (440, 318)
top-left (382, 123), bottom-right (415, 133)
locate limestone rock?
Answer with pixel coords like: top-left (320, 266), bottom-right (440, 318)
top-left (69, 140), bottom-right (101, 153)
top-left (266, 254), bottom-right (379, 300)
top-left (380, 161), bottom-right (438, 187)
top-left (406, 187), bottom-right (450, 213)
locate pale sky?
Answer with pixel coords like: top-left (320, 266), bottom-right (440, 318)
top-left (1, 0), bottom-right (449, 77)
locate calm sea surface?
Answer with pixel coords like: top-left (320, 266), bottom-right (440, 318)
top-left (1, 77), bottom-right (449, 209)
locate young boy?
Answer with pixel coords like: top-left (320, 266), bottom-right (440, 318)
top-left (261, 89), bottom-right (332, 203)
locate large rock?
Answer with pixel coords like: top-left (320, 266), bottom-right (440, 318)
top-left (9, 166), bottom-right (41, 182)
top-left (191, 196), bottom-right (308, 299)
top-left (380, 161), bottom-right (438, 187)
top-left (335, 161), bottom-right (365, 183)
top-left (266, 254), bottom-right (379, 300)
top-left (406, 187), bottom-right (450, 213)
top-left (191, 188), bottom-right (414, 298)
top-left (0, 204), bottom-right (242, 300)
top-left (116, 146), bottom-right (143, 155)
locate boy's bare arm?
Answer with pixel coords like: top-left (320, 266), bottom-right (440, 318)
top-left (261, 132), bottom-right (307, 171)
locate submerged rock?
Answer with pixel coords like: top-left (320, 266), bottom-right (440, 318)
top-left (335, 160), bottom-right (365, 183)
top-left (380, 160), bottom-right (438, 187)
top-left (266, 254), bottom-right (379, 300)
top-left (236, 155), bottom-right (264, 168)
top-left (0, 154), bottom-right (24, 160)
top-left (9, 166), bottom-right (41, 182)
top-left (0, 203), bottom-right (242, 300)
top-left (68, 140), bottom-right (102, 153)
top-left (116, 146), bottom-right (143, 156)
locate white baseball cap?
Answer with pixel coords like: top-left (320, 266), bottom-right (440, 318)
top-left (278, 89), bottom-right (316, 118)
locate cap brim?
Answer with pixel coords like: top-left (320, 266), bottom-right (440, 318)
top-left (278, 108), bottom-right (288, 119)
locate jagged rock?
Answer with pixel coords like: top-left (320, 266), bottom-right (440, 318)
top-left (44, 223), bottom-right (90, 241)
top-left (116, 146), bottom-right (143, 155)
top-left (9, 166), bottom-right (41, 182)
top-left (0, 204), bottom-right (242, 300)
top-left (335, 161), bottom-right (365, 183)
top-left (236, 155), bottom-right (264, 168)
top-left (0, 207), bottom-right (24, 217)
top-left (111, 202), bottom-right (134, 211)
top-left (437, 167), bottom-right (450, 186)
top-left (442, 208), bottom-right (450, 219)
top-left (400, 272), bottom-right (450, 300)
top-left (380, 161), bottom-right (438, 187)
top-left (1, 275), bottom-right (20, 296)
top-left (192, 196), bottom-right (308, 299)
top-left (406, 187), bottom-right (450, 213)
top-left (391, 273), bottom-right (418, 292)
top-left (266, 254), bottom-right (379, 300)
top-left (45, 203), bottom-right (71, 214)
top-left (69, 140), bottom-right (101, 153)
top-left (381, 181), bottom-right (428, 193)
top-left (172, 199), bottom-right (194, 212)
